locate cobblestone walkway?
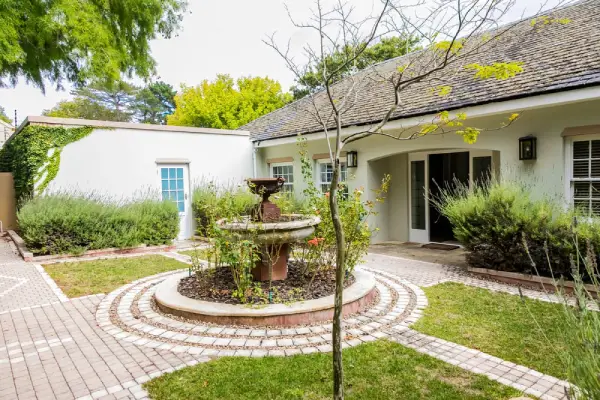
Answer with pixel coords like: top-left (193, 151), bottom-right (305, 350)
top-left (0, 237), bottom-right (572, 400)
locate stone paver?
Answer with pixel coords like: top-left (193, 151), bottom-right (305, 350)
top-left (0, 236), bottom-right (574, 399)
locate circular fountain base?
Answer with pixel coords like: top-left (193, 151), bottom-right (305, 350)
top-left (154, 269), bottom-right (377, 326)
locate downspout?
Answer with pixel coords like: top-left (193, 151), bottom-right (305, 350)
top-left (252, 141), bottom-right (260, 178)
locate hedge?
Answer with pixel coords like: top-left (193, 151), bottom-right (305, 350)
top-left (18, 195), bottom-right (179, 255)
top-left (436, 180), bottom-right (600, 280)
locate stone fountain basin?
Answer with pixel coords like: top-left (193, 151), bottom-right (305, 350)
top-left (154, 268), bottom-right (377, 326)
top-left (217, 215), bottom-right (321, 245)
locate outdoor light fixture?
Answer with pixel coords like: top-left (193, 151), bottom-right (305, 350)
top-left (519, 135), bottom-right (537, 160)
top-left (346, 151), bottom-right (358, 168)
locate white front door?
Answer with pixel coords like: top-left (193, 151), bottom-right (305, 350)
top-left (159, 164), bottom-right (192, 240)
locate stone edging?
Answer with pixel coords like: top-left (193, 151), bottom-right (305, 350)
top-left (467, 266), bottom-right (598, 294)
top-left (7, 229), bottom-right (175, 262)
top-left (154, 269), bottom-right (377, 326)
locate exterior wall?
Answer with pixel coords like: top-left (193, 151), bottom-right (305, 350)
top-left (0, 173), bottom-right (16, 230)
top-left (46, 126), bottom-right (253, 239)
top-left (48, 127), bottom-right (253, 197)
top-left (255, 98), bottom-right (600, 243)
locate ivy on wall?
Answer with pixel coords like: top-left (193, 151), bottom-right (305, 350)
top-left (0, 125), bottom-right (94, 207)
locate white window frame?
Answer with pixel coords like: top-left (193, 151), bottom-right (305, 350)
top-left (270, 162), bottom-right (294, 194)
top-left (316, 159), bottom-right (347, 194)
top-left (567, 135), bottom-right (600, 215)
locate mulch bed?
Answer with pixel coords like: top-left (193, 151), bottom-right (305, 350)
top-left (178, 261), bottom-right (355, 305)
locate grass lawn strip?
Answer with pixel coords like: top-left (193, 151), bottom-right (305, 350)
top-left (144, 340), bottom-right (521, 400)
top-left (43, 255), bottom-right (188, 298)
top-left (412, 281), bottom-right (568, 379)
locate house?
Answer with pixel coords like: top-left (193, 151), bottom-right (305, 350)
top-left (8, 117), bottom-right (254, 240)
top-left (243, 0), bottom-right (600, 244)
top-left (0, 120), bottom-right (14, 148)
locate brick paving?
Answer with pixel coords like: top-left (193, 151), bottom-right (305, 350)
top-left (0, 236), bottom-right (575, 399)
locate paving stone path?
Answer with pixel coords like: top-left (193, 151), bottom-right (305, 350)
top-left (0, 238), bottom-right (573, 400)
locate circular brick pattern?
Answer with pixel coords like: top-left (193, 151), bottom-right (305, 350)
top-left (96, 267), bottom-right (428, 357)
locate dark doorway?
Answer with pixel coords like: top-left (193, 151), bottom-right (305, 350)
top-left (428, 152), bottom-right (470, 242)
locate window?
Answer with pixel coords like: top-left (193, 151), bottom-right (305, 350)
top-left (161, 167), bottom-right (185, 212)
top-left (318, 161), bottom-right (347, 194)
top-left (571, 139), bottom-right (600, 215)
top-left (271, 163), bottom-right (294, 193)
top-left (411, 160), bottom-right (426, 230)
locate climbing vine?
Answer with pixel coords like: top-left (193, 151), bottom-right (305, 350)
top-left (0, 125), bottom-right (94, 207)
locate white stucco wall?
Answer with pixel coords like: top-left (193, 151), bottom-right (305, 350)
top-left (255, 98), bottom-right (600, 243)
top-left (47, 126), bottom-right (253, 197)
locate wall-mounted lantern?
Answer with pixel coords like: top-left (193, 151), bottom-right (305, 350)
top-left (519, 135), bottom-right (537, 160)
top-left (346, 151), bottom-right (358, 168)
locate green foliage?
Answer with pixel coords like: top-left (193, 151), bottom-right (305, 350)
top-left (134, 81), bottom-right (177, 124)
top-left (167, 75), bottom-right (292, 129)
top-left (0, 106), bottom-right (11, 124)
top-left (292, 36), bottom-right (420, 99)
top-left (0, 125), bottom-right (94, 207)
top-left (434, 179), bottom-right (600, 280)
top-left (43, 97), bottom-right (116, 120)
top-left (295, 137), bottom-right (389, 272)
top-left (433, 39), bottom-right (464, 54)
top-left (465, 62), bottom-right (524, 80)
top-left (531, 16), bottom-right (572, 27)
top-left (0, 0), bottom-right (187, 91)
top-left (18, 194), bottom-right (179, 255)
top-left (191, 181), bottom-right (258, 237)
top-left (551, 247), bottom-right (600, 399)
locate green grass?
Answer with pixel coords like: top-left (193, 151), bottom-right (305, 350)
top-left (412, 282), bottom-right (569, 379)
top-left (179, 248), bottom-right (210, 259)
top-left (43, 255), bottom-right (188, 297)
top-left (144, 340), bottom-right (521, 400)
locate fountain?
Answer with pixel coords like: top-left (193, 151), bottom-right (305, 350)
top-left (217, 177), bottom-right (320, 281)
top-left (153, 177), bottom-right (377, 326)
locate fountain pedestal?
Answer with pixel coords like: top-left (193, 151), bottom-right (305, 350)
top-left (253, 243), bottom-right (289, 281)
top-left (218, 177), bottom-right (320, 282)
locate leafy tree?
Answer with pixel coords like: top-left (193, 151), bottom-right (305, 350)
top-left (0, 106), bottom-right (11, 124)
top-left (0, 0), bottom-right (187, 92)
top-left (42, 98), bottom-right (117, 121)
top-left (134, 81), bottom-right (177, 124)
top-left (44, 81), bottom-right (139, 122)
top-left (167, 75), bottom-right (292, 129)
top-left (291, 36), bottom-right (420, 99)
top-left (267, 0), bottom-right (568, 398)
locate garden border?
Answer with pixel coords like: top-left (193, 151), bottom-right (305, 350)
top-left (155, 269), bottom-right (377, 326)
top-left (467, 266), bottom-right (599, 295)
top-left (7, 229), bottom-right (175, 262)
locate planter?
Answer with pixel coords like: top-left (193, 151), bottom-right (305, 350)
top-left (155, 268), bottom-right (377, 326)
top-left (467, 266), bottom-right (599, 296)
top-left (8, 230), bottom-right (175, 262)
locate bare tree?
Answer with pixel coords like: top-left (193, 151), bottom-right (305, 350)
top-left (265, 0), bottom-right (574, 398)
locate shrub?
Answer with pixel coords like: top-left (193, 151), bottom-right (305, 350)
top-left (18, 194), bottom-right (179, 255)
top-left (435, 179), bottom-right (600, 280)
top-left (191, 181), bottom-right (257, 237)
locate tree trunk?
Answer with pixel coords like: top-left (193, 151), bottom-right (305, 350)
top-left (329, 159), bottom-right (346, 400)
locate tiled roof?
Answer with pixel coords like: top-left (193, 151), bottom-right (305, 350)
top-left (242, 0), bottom-right (600, 141)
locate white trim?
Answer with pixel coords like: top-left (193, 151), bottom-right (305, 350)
top-left (316, 159), bottom-right (347, 193)
top-left (565, 134), bottom-right (600, 214)
top-left (157, 164), bottom-right (192, 239)
top-left (155, 158), bottom-right (191, 164)
top-left (256, 86), bottom-right (600, 147)
top-left (18, 116), bottom-right (249, 137)
top-left (33, 264), bottom-right (69, 302)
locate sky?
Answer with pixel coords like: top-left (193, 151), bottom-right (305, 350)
top-left (0, 0), bottom-right (566, 124)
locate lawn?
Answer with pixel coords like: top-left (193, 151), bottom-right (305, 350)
top-left (144, 340), bottom-right (521, 400)
top-left (412, 282), bottom-right (569, 379)
top-left (179, 248), bottom-right (210, 259)
top-left (43, 255), bottom-right (188, 297)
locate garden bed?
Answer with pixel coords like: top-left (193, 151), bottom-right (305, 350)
top-left (9, 229), bottom-right (175, 262)
top-left (179, 261), bottom-right (355, 305)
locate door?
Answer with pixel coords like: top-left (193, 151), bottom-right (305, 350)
top-left (428, 152), bottom-right (469, 242)
top-left (159, 164), bottom-right (191, 240)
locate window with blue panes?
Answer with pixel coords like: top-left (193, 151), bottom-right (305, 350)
top-left (161, 167), bottom-right (185, 212)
